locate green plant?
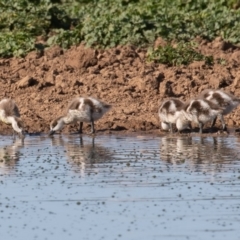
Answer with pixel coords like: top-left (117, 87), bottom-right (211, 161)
top-left (147, 41), bottom-right (214, 66)
top-left (47, 27), bottom-right (83, 49)
top-left (0, 32), bottom-right (35, 57)
top-left (216, 57), bottom-right (227, 65)
top-left (1, 0), bottom-right (240, 57)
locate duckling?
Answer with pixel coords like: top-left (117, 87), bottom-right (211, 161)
top-left (160, 121), bottom-right (171, 131)
top-left (0, 98), bottom-right (25, 138)
top-left (159, 98), bottom-right (191, 133)
top-left (199, 89), bottom-right (240, 131)
top-left (182, 98), bottom-right (223, 134)
top-left (49, 97), bottom-right (111, 135)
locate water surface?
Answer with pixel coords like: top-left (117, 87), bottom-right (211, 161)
top-left (0, 134), bottom-right (240, 240)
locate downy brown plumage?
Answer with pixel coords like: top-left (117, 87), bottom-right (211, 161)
top-left (49, 97), bottom-right (111, 135)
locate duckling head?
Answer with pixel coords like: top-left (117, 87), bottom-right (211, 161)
top-left (49, 116), bottom-right (65, 136)
top-left (176, 112), bottom-right (192, 131)
top-left (11, 117), bottom-right (25, 139)
top-left (161, 122), bottom-right (170, 131)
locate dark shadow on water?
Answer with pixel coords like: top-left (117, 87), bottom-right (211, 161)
top-left (27, 132), bottom-right (43, 136)
top-left (191, 126), bottom-right (222, 134)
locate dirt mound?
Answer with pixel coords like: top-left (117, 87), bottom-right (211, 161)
top-left (0, 37), bottom-right (240, 135)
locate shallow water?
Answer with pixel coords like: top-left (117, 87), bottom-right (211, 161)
top-left (0, 134), bottom-right (240, 240)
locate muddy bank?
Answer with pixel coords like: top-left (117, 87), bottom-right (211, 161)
top-left (0, 37), bottom-right (240, 135)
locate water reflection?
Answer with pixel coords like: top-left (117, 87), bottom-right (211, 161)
top-left (0, 138), bottom-right (23, 175)
top-left (160, 136), bottom-right (239, 169)
top-left (0, 134), bottom-right (240, 240)
top-left (51, 136), bottom-right (113, 175)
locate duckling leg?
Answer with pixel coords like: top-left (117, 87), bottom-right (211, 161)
top-left (79, 136), bottom-right (83, 146)
top-left (92, 136), bottom-right (95, 147)
top-left (210, 116), bottom-right (217, 129)
top-left (219, 114), bottom-right (228, 132)
top-left (12, 129), bottom-right (17, 140)
top-left (169, 123), bottom-right (173, 133)
top-left (79, 122), bottom-right (83, 134)
top-left (90, 119), bottom-right (95, 134)
top-left (199, 122), bottom-right (204, 134)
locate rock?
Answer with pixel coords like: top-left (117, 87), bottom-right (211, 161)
top-left (55, 75), bottom-right (67, 89)
top-left (44, 73), bottom-right (55, 86)
top-left (111, 124), bottom-right (127, 131)
top-left (232, 76), bottom-right (240, 89)
top-left (154, 37), bottom-right (167, 48)
top-left (17, 76), bottom-right (38, 88)
top-left (45, 46), bottom-right (63, 59)
top-left (66, 45), bottom-right (98, 71)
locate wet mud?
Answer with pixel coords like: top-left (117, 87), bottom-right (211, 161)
top-left (1, 37), bottom-right (240, 134)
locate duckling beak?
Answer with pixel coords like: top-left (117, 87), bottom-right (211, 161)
top-left (49, 130), bottom-right (55, 136)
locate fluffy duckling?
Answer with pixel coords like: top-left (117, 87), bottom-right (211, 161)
top-left (161, 121), bottom-right (171, 131)
top-left (49, 97), bottom-right (111, 135)
top-left (0, 98), bottom-right (25, 138)
top-left (159, 98), bottom-right (191, 133)
top-left (182, 98), bottom-right (224, 134)
top-left (199, 89), bottom-right (240, 131)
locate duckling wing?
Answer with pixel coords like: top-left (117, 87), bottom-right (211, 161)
top-left (0, 99), bottom-right (20, 118)
top-left (67, 98), bottom-right (81, 111)
top-left (12, 104), bottom-right (20, 117)
top-left (207, 101), bottom-right (225, 113)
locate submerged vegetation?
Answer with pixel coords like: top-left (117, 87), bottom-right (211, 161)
top-left (0, 0), bottom-right (240, 64)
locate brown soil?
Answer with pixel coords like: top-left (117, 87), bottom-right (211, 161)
top-left (0, 37), bottom-right (240, 135)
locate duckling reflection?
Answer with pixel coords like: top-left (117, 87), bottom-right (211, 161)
top-left (160, 136), bottom-right (193, 164)
top-left (160, 136), bottom-right (239, 172)
top-left (0, 138), bottom-right (24, 175)
top-left (51, 136), bottom-right (113, 176)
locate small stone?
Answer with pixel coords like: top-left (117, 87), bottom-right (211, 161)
top-left (17, 76), bottom-right (38, 88)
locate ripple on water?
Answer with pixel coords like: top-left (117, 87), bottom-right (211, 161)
top-left (0, 134), bottom-right (239, 240)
